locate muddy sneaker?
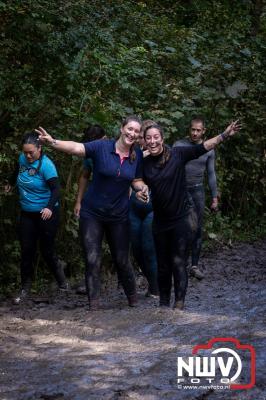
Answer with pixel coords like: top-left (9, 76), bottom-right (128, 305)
top-left (117, 280), bottom-right (123, 290)
top-left (172, 300), bottom-right (184, 310)
top-left (58, 282), bottom-right (70, 292)
top-left (76, 285), bottom-right (86, 295)
top-left (190, 266), bottom-right (205, 280)
top-left (159, 297), bottom-right (170, 307)
top-left (89, 298), bottom-right (100, 311)
top-left (127, 294), bottom-right (138, 307)
top-left (12, 289), bottom-right (29, 305)
top-left (145, 290), bottom-right (159, 299)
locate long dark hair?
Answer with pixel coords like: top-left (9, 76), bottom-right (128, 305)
top-left (143, 124), bottom-right (171, 168)
top-left (22, 132), bottom-right (43, 173)
top-left (120, 115), bottom-right (142, 164)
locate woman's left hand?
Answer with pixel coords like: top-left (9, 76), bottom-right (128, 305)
top-left (40, 208), bottom-right (53, 220)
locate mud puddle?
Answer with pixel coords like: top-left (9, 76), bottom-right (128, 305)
top-left (0, 240), bottom-right (265, 400)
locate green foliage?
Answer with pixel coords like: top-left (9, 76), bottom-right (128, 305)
top-left (1, 0), bottom-right (265, 291)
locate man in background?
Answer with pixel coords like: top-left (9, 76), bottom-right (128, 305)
top-left (173, 116), bottom-right (218, 279)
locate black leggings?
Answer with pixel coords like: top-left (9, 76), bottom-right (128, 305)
top-left (19, 209), bottom-right (65, 290)
top-left (153, 208), bottom-right (198, 305)
top-left (79, 215), bottom-right (136, 302)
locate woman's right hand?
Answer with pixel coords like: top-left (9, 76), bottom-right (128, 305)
top-left (35, 127), bottom-right (54, 144)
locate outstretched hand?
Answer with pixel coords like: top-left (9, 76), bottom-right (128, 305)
top-left (35, 127), bottom-right (54, 144)
top-left (224, 120), bottom-right (241, 137)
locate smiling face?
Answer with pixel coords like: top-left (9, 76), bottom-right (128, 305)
top-left (23, 143), bottom-right (41, 163)
top-left (138, 119), bottom-right (155, 150)
top-left (120, 120), bottom-right (141, 147)
top-left (144, 127), bottom-right (164, 156)
top-left (189, 121), bottom-right (206, 143)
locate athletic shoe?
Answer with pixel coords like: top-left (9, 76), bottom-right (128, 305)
top-left (58, 282), bottom-right (70, 292)
top-left (190, 266), bottom-right (205, 280)
top-left (127, 294), bottom-right (138, 307)
top-left (76, 285), bottom-right (86, 295)
top-left (12, 289), bottom-right (29, 305)
top-left (89, 298), bottom-right (100, 311)
top-left (172, 300), bottom-right (184, 310)
top-left (159, 297), bottom-right (170, 307)
top-left (145, 290), bottom-right (159, 299)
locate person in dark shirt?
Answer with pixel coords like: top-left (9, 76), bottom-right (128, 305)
top-left (36, 116), bottom-right (149, 310)
top-left (8, 132), bottom-right (68, 304)
top-left (173, 116), bottom-right (218, 280)
top-left (138, 121), bottom-right (240, 310)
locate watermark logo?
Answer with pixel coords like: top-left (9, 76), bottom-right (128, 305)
top-left (177, 338), bottom-right (256, 390)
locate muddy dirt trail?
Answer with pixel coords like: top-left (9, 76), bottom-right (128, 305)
top-left (0, 240), bottom-right (265, 400)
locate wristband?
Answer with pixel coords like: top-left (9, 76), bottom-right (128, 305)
top-left (219, 132), bottom-right (229, 142)
top-left (52, 138), bottom-right (57, 146)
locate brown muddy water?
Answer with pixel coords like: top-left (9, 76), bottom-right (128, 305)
top-left (0, 240), bottom-right (265, 400)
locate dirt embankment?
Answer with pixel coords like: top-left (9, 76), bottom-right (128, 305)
top-left (0, 240), bottom-right (265, 400)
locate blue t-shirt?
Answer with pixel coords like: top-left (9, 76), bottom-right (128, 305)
top-left (80, 139), bottom-right (143, 222)
top-left (17, 153), bottom-right (58, 212)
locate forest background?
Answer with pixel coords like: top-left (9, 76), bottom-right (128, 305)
top-left (0, 0), bottom-right (265, 293)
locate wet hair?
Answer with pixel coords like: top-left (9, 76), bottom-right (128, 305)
top-left (22, 132), bottom-right (43, 173)
top-left (83, 124), bottom-right (106, 143)
top-left (190, 115), bottom-right (206, 128)
top-left (120, 115), bottom-right (142, 164)
top-left (143, 123), bottom-right (171, 168)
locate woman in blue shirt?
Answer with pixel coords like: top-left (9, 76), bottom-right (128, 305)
top-left (36, 116), bottom-right (149, 310)
top-left (13, 132), bottom-right (68, 304)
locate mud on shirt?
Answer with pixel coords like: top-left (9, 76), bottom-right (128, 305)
top-left (143, 144), bottom-right (207, 232)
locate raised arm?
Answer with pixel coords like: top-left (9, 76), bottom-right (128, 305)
top-left (203, 120), bottom-right (241, 151)
top-left (35, 127), bottom-right (85, 157)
